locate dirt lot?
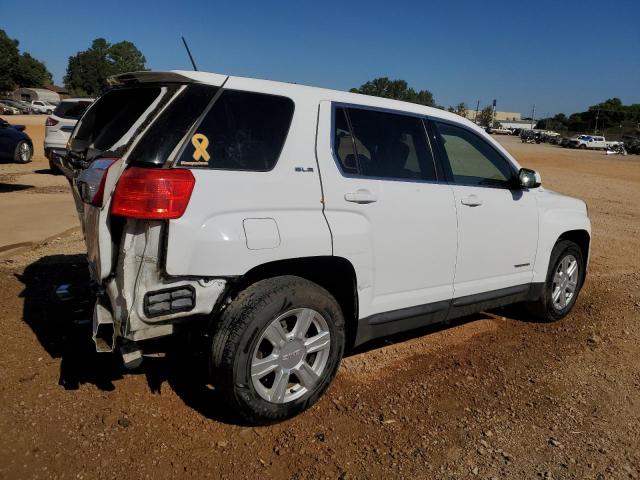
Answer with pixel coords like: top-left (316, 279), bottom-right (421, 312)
top-left (0, 134), bottom-right (638, 480)
top-left (0, 115), bottom-right (78, 255)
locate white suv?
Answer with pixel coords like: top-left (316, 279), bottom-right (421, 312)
top-left (45, 98), bottom-right (93, 171)
top-left (61, 71), bottom-right (591, 424)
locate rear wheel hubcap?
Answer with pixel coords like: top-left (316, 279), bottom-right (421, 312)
top-left (251, 308), bottom-right (331, 404)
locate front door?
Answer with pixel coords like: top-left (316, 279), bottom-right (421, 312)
top-left (316, 103), bottom-right (458, 319)
top-left (431, 121), bottom-right (539, 299)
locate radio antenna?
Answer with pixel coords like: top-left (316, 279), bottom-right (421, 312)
top-left (181, 36), bottom-right (198, 71)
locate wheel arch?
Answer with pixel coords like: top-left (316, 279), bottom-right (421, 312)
top-left (227, 256), bottom-right (359, 347)
top-left (557, 229), bottom-right (590, 285)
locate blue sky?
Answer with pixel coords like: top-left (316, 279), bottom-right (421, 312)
top-left (2, 0), bottom-right (639, 116)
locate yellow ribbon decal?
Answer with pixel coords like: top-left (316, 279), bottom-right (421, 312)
top-left (191, 133), bottom-right (210, 162)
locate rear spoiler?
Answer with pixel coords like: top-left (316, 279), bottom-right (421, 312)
top-left (108, 71), bottom-right (196, 86)
top-left (108, 70), bottom-right (228, 87)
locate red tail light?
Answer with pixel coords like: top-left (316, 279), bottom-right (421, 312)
top-left (111, 167), bottom-right (195, 220)
top-left (45, 116), bottom-right (59, 127)
top-left (77, 158), bottom-right (118, 206)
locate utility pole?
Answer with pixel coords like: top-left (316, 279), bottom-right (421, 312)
top-left (492, 99), bottom-right (497, 127)
top-left (531, 104), bottom-right (536, 129)
top-left (594, 109), bottom-right (600, 134)
top-left (474, 100), bottom-right (480, 123)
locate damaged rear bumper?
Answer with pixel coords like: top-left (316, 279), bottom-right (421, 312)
top-left (91, 219), bottom-right (227, 352)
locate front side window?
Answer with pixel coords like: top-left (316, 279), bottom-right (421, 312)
top-left (177, 90), bottom-right (294, 171)
top-left (434, 122), bottom-right (515, 187)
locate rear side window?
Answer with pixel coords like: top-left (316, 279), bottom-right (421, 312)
top-left (177, 90), bottom-right (294, 171)
top-left (333, 106), bottom-right (437, 181)
top-left (53, 101), bottom-right (92, 120)
top-left (130, 84), bottom-right (218, 166)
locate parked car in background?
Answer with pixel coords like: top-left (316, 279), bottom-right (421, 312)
top-left (486, 126), bottom-right (513, 135)
top-left (30, 100), bottom-right (56, 114)
top-left (45, 98), bottom-right (93, 171)
top-left (0, 102), bottom-right (20, 115)
top-left (0, 99), bottom-right (32, 114)
top-left (567, 134), bottom-right (621, 150)
top-left (622, 136), bottom-right (640, 155)
top-left (60, 70), bottom-right (591, 424)
top-left (0, 118), bottom-right (32, 163)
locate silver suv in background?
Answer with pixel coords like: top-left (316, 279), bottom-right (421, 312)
top-left (45, 98), bottom-right (93, 171)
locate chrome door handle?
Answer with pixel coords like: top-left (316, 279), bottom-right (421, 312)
top-left (344, 190), bottom-right (377, 204)
top-left (461, 194), bottom-right (483, 206)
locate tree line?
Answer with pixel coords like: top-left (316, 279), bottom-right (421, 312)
top-left (349, 77), bottom-right (497, 126)
top-left (0, 31), bottom-right (147, 97)
top-left (0, 30), bottom-right (53, 92)
top-left (535, 98), bottom-right (640, 135)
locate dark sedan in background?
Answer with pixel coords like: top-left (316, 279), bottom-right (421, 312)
top-left (0, 118), bottom-right (33, 163)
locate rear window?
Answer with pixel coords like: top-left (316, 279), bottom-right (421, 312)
top-left (72, 86), bottom-right (164, 155)
top-left (177, 90), bottom-right (294, 171)
top-left (53, 100), bottom-right (92, 120)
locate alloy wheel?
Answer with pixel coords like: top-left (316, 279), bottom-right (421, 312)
top-left (251, 308), bottom-right (331, 404)
top-left (551, 254), bottom-right (579, 311)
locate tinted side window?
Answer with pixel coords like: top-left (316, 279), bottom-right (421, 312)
top-left (343, 108), bottom-right (436, 181)
top-left (177, 90), bottom-right (294, 171)
top-left (333, 108), bottom-right (358, 174)
top-left (435, 122), bottom-right (514, 187)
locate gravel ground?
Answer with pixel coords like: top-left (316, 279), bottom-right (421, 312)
top-left (0, 136), bottom-right (638, 479)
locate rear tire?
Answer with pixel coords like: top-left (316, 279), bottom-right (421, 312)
top-left (211, 276), bottom-right (345, 425)
top-left (14, 141), bottom-right (32, 164)
top-left (527, 240), bottom-right (585, 322)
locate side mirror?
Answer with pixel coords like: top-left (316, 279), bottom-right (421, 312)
top-left (518, 168), bottom-right (541, 189)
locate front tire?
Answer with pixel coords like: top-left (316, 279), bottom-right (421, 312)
top-left (528, 240), bottom-right (585, 322)
top-left (211, 276), bottom-right (345, 424)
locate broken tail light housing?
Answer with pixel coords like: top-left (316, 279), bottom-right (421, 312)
top-left (77, 158), bottom-right (118, 206)
top-left (111, 167), bottom-right (195, 220)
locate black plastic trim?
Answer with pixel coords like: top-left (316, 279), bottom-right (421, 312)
top-left (143, 284), bottom-right (196, 318)
top-left (354, 283), bottom-right (544, 346)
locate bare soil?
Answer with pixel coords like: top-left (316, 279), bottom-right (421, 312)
top-left (0, 116), bottom-right (78, 254)
top-left (0, 135), bottom-right (638, 480)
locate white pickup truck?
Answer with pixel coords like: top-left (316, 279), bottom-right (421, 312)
top-left (568, 134), bottom-right (621, 150)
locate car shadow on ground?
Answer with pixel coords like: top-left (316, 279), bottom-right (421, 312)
top-left (17, 253), bottom-right (242, 424)
top-left (0, 183), bottom-right (33, 193)
top-left (16, 253), bottom-right (536, 425)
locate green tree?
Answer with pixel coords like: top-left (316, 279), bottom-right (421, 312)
top-left (476, 106), bottom-right (494, 126)
top-left (64, 38), bottom-right (147, 96)
top-left (455, 102), bottom-right (467, 118)
top-left (0, 30), bottom-right (19, 93)
top-left (0, 29), bottom-right (52, 93)
top-left (350, 77), bottom-right (435, 107)
top-left (14, 53), bottom-right (53, 88)
top-left (108, 40), bottom-right (147, 73)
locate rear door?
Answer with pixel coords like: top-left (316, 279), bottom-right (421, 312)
top-left (431, 120), bottom-right (538, 299)
top-left (316, 102), bottom-right (457, 319)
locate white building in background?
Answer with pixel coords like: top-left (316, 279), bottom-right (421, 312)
top-left (11, 87), bottom-right (60, 104)
top-left (499, 120), bottom-right (536, 130)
